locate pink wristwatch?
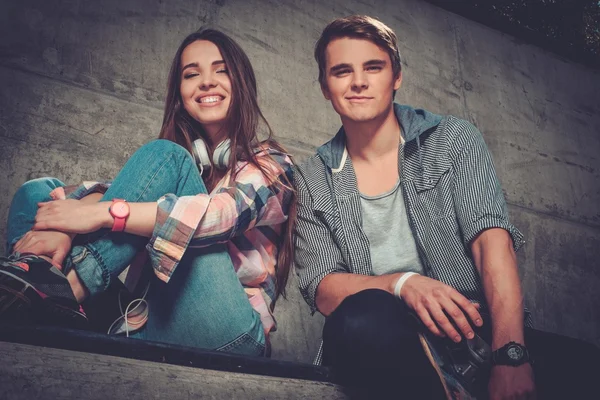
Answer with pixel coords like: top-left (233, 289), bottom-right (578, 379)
top-left (109, 199), bottom-right (130, 232)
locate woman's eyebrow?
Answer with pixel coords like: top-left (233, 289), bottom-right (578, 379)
top-left (182, 60), bottom-right (225, 73)
top-left (181, 62), bottom-right (198, 72)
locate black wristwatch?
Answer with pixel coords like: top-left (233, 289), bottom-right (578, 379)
top-left (491, 341), bottom-right (531, 366)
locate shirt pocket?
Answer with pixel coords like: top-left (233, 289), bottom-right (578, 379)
top-left (413, 165), bottom-right (454, 220)
top-left (314, 206), bottom-right (352, 266)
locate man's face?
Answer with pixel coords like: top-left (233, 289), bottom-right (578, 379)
top-left (322, 37), bottom-right (402, 124)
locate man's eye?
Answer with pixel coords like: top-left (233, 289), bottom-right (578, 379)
top-left (366, 66), bottom-right (382, 71)
top-left (335, 70), bottom-right (351, 76)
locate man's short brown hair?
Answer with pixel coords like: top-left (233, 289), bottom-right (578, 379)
top-left (314, 15), bottom-right (402, 88)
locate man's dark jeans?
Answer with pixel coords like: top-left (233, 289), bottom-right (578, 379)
top-left (322, 289), bottom-right (599, 399)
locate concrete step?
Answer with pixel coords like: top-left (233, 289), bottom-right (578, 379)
top-left (0, 324), bottom-right (348, 400)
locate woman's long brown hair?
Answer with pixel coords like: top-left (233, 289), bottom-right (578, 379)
top-left (159, 28), bottom-right (295, 309)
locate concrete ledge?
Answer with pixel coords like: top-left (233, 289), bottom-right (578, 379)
top-left (0, 341), bottom-right (349, 399)
top-left (0, 323), bottom-right (335, 384)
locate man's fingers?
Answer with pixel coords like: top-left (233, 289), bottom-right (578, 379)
top-left (451, 292), bottom-right (483, 327)
top-left (441, 300), bottom-right (475, 339)
top-left (429, 306), bottom-right (461, 342)
top-left (414, 306), bottom-right (445, 338)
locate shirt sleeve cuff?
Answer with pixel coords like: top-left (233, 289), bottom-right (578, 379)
top-left (463, 217), bottom-right (525, 252)
top-left (146, 193), bottom-right (210, 282)
top-left (304, 270), bottom-right (342, 315)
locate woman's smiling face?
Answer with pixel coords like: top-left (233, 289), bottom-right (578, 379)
top-left (179, 40), bottom-right (232, 140)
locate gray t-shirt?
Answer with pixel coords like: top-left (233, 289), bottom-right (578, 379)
top-left (360, 180), bottom-right (425, 276)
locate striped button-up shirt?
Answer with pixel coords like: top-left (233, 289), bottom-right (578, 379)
top-left (52, 148), bottom-right (294, 336)
top-left (294, 104), bottom-right (529, 364)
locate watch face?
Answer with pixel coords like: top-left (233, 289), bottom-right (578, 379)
top-left (111, 201), bottom-right (130, 218)
top-left (507, 345), bottom-right (524, 360)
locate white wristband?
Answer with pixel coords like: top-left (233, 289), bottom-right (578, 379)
top-left (393, 272), bottom-right (419, 299)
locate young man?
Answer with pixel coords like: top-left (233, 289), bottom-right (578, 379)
top-left (294, 15), bottom-right (598, 399)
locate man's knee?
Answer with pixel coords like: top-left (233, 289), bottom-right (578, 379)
top-left (325, 289), bottom-right (413, 335)
top-left (322, 289), bottom-right (418, 365)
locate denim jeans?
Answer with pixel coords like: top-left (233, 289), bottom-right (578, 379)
top-left (323, 289), bottom-right (600, 400)
top-left (5, 139), bottom-right (265, 356)
top-left (322, 289), bottom-right (446, 399)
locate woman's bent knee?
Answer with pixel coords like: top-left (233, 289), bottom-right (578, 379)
top-left (13, 177), bottom-right (65, 204)
top-left (17, 177), bottom-right (64, 196)
top-left (136, 139), bottom-right (191, 159)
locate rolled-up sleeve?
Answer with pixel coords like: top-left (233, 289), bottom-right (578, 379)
top-left (450, 119), bottom-right (525, 252)
top-left (294, 165), bottom-right (347, 314)
top-left (147, 152), bottom-right (293, 282)
top-left (147, 194), bottom-right (210, 281)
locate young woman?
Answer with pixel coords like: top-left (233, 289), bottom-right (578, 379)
top-left (0, 28), bottom-right (295, 357)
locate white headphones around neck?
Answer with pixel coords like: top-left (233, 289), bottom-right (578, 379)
top-left (192, 138), bottom-right (232, 175)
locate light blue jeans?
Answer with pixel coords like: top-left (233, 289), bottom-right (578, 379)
top-left (5, 139), bottom-right (265, 356)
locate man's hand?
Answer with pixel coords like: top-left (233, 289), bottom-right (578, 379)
top-left (33, 199), bottom-right (110, 235)
top-left (400, 275), bottom-right (483, 342)
top-left (489, 364), bottom-right (536, 399)
top-left (13, 230), bottom-right (74, 267)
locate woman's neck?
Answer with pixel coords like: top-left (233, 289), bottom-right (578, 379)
top-left (204, 168), bottom-right (228, 193)
top-left (203, 123), bottom-right (228, 146)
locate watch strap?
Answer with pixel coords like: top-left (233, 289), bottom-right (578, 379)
top-left (109, 199), bottom-right (128, 232)
top-left (491, 341), bottom-right (531, 366)
top-left (111, 214), bottom-right (126, 232)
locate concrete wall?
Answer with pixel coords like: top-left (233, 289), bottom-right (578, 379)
top-left (1, 0), bottom-right (599, 363)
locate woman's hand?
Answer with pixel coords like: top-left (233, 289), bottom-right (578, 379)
top-left (13, 230), bottom-right (74, 267)
top-left (400, 274), bottom-right (483, 342)
top-left (34, 199), bottom-right (111, 235)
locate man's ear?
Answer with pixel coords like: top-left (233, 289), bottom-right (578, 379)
top-left (393, 71), bottom-right (403, 91)
top-left (321, 83), bottom-right (331, 101)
